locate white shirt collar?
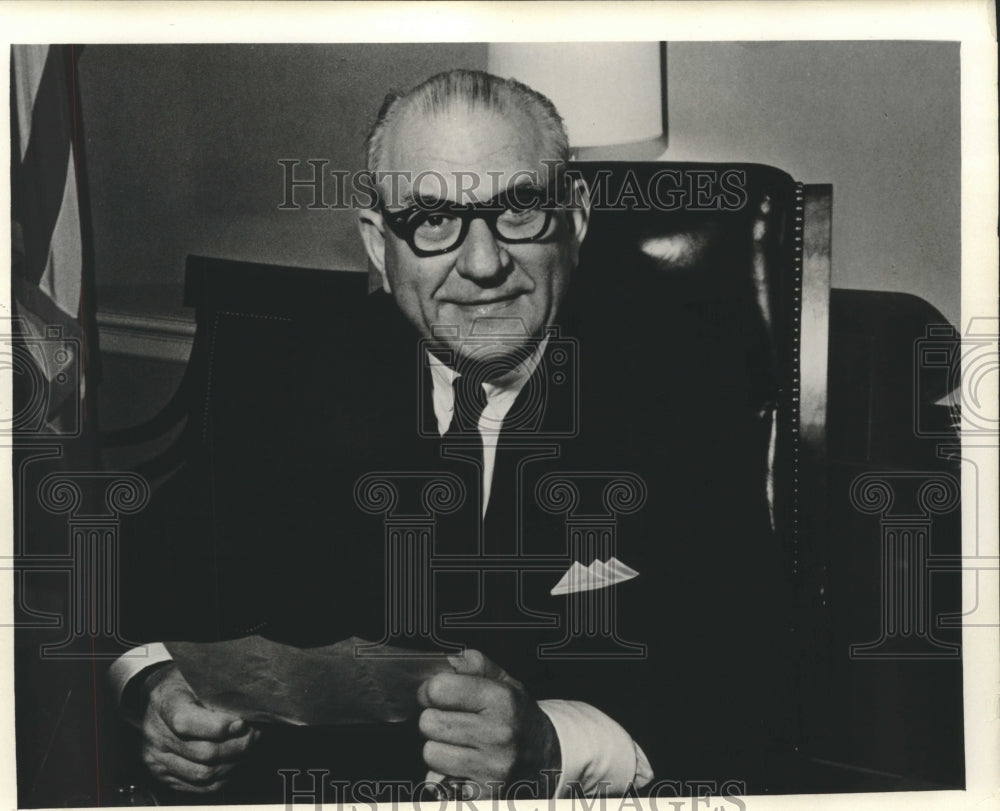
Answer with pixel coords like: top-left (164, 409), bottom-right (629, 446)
top-left (426, 336), bottom-right (550, 437)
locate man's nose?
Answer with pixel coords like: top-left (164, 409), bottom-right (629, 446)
top-left (455, 219), bottom-right (510, 284)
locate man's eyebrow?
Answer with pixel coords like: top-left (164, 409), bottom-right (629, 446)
top-left (394, 183), bottom-right (548, 210)
top-left (387, 190), bottom-right (454, 210)
top-left (505, 180), bottom-right (544, 191)
top-left (410, 193), bottom-right (456, 209)
top-left (393, 188), bottom-right (417, 208)
top-left (503, 181), bottom-right (547, 198)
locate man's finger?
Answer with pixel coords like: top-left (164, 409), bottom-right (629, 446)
top-left (170, 728), bottom-right (257, 764)
top-left (152, 750), bottom-right (235, 787)
top-left (447, 650), bottom-right (519, 687)
top-left (418, 673), bottom-right (500, 712)
top-left (419, 708), bottom-right (508, 747)
top-left (422, 739), bottom-right (479, 778)
top-left (165, 700), bottom-right (247, 742)
top-left (423, 771), bottom-right (478, 801)
top-left (161, 775), bottom-right (229, 795)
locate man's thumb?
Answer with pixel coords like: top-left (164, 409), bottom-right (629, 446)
top-left (447, 649), bottom-right (517, 685)
top-left (166, 694), bottom-right (246, 741)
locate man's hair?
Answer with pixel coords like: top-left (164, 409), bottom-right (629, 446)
top-left (364, 69), bottom-right (570, 176)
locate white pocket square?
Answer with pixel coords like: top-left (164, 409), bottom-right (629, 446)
top-left (550, 556), bottom-right (639, 596)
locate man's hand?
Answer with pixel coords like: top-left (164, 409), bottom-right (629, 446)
top-left (140, 663), bottom-right (260, 794)
top-left (417, 650), bottom-right (560, 796)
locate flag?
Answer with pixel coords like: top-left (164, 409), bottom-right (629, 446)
top-left (10, 44), bottom-right (100, 439)
top-left (10, 46), bottom-right (116, 809)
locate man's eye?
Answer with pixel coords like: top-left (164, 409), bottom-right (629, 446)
top-left (503, 187), bottom-right (545, 211)
top-left (422, 214), bottom-right (452, 229)
top-left (411, 212), bottom-right (461, 245)
top-left (405, 208), bottom-right (454, 226)
top-left (499, 206), bottom-right (537, 223)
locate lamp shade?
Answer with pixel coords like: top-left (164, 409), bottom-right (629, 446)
top-left (487, 42), bottom-right (665, 157)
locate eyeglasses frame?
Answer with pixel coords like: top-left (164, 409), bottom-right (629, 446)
top-left (376, 188), bottom-right (561, 258)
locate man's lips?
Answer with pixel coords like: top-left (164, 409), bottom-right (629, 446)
top-left (444, 293), bottom-right (525, 315)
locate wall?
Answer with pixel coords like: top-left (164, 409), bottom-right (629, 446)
top-left (79, 44), bottom-right (489, 304)
top-left (663, 41), bottom-right (960, 327)
top-left (81, 44), bottom-right (491, 429)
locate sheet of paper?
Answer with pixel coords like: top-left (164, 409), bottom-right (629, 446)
top-left (165, 636), bottom-right (455, 726)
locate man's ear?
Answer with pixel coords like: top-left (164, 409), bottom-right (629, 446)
top-left (568, 178), bottom-right (591, 247)
top-left (358, 209), bottom-right (392, 294)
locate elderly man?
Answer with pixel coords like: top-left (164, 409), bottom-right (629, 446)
top-left (112, 69), bottom-right (791, 803)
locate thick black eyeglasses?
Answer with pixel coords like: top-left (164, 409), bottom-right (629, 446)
top-left (378, 188), bottom-right (556, 258)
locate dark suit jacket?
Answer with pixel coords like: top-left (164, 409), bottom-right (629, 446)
top-left (121, 262), bottom-right (796, 801)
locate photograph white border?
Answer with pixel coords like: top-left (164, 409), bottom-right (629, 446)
top-left (1, 2), bottom-right (996, 810)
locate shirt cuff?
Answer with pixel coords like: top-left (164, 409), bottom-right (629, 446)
top-left (538, 699), bottom-right (653, 797)
top-left (106, 643), bottom-right (173, 704)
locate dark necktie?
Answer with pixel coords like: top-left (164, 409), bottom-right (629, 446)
top-left (434, 371), bottom-right (488, 560)
top-left (445, 372), bottom-right (488, 446)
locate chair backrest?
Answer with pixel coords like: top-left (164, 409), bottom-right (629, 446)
top-left (567, 162), bottom-right (831, 588)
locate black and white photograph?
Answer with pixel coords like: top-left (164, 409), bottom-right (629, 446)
top-left (3, 2), bottom-right (997, 809)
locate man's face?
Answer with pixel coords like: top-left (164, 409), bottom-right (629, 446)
top-left (360, 104), bottom-right (589, 362)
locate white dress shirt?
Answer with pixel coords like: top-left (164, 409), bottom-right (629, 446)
top-left (108, 338), bottom-right (653, 796)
